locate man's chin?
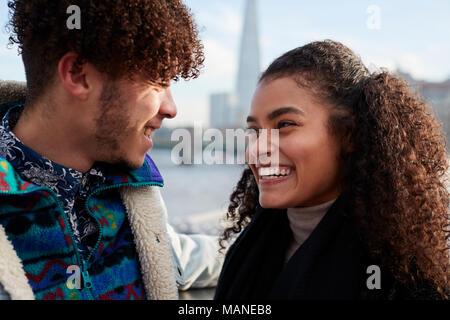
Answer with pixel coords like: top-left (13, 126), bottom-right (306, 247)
top-left (110, 156), bottom-right (145, 172)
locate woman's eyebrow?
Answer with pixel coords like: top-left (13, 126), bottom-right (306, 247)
top-left (247, 116), bottom-right (257, 123)
top-left (246, 107), bottom-right (305, 123)
top-left (267, 106), bottom-right (305, 120)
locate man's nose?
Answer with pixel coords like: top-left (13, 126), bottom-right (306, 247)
top-left (159, 88), bottom-right (177, 119)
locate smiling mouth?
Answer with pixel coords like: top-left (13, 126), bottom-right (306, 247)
top-left (258, 166), bottom-right (294, 181)
top-left (144, 127), bottom-right (154, 138)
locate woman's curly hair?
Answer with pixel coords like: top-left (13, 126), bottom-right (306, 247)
top-left (220, 40), bottom-right (450, 298)
top-left (7, 0), bottom-right (204, 102)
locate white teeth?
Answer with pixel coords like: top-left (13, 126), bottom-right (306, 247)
top-left (144, 128), bottom-right (153, 138)
top-left (258, 167), bottom-right (292, 178)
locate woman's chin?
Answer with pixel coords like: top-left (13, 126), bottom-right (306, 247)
top-left (259, 195), bottom-right (290, 209)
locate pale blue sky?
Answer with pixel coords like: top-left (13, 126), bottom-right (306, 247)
top-left (1, 1), bottom-right (449, 126)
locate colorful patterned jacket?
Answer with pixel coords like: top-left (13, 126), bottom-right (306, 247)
top-left (0, 81), bottom-right (223, 300)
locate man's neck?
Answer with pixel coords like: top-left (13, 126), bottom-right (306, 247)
top-left (12, 103), bottom-right (95, 173)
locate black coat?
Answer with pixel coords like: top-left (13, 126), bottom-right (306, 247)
top-left (214, 194), bottom-right (440, 300)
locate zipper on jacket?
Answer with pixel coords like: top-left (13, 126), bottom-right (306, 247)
top-left (1, 181), bottom-right (163, 300)
top-left (80, 181), bottom-right (163, 298)
top-left (82, 260), bottom-right (93, 289)
top-left (83, 181), bottom-right (164, 265)
top-left (0, 188), bottom-right (96, 300)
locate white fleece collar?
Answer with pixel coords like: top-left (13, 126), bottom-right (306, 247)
top-left (120, 186), bottom-right (179, 300)
top-left (0, 224), bottom-right (35, 300)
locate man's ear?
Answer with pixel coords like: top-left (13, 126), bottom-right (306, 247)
top-left (57, 52), bottom-right (94, 101)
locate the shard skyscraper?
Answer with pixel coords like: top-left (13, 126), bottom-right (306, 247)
top-left (235, 0), bottom-right (261, 126)
top-left (209, 0), bottom-right (261, 128)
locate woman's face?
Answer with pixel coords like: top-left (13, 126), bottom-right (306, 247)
top-left (246, 77), bottom-right (342, 208)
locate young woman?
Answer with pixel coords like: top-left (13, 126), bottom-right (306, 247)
top-left (215, 40), bottom-right (449, 300)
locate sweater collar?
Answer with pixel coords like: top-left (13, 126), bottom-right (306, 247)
top-left (285, 198), bottom-right (338, 261)
top-left (286, 198), bottom-right (338, 243)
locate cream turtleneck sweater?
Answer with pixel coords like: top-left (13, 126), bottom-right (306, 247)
top-left (285, 198), bottom-right (338, 263)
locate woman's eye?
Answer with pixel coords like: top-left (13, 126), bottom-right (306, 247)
top-left (278, 121), bottom-right (295, 129)
top-left (245, 127), bottom-right (259, 136)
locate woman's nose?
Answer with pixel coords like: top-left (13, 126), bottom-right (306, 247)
top-left (246, 129), bottom-right (280, 166)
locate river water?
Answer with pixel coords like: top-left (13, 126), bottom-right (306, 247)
top-left (148, 148), bottom-right (245, 235)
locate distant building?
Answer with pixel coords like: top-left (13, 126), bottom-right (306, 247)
top-left (419, 81), bottom-right (450, 142)
top-left (397, 70), bottom-right (450, 144)
top-left (209, 92), bottom-right (237, 129)
top-left (209, 0), bottom-right (261, 129)
top-left (235, 0), bottom-right (261, 127)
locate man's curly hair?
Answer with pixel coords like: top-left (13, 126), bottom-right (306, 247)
top-left (220, 40), bottom-right (450, 298)
top-left (7, 0), bottom-right (204, 102)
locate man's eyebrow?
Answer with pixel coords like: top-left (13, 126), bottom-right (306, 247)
top-left (267, 107), bottom-right (305, 120)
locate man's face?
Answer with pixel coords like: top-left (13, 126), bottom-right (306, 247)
top-left (93, 79), bottom-right (176, 170)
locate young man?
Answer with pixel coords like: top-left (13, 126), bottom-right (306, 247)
top-left (0, 0), bottom-right (222, 300)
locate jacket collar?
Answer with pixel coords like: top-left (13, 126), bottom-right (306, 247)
top-left (0, 102), bottom-right (163, 194)
top-left (0, 153), bottom-right (164, 195)
top-left (97, 154), bottom-right (164, 187)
